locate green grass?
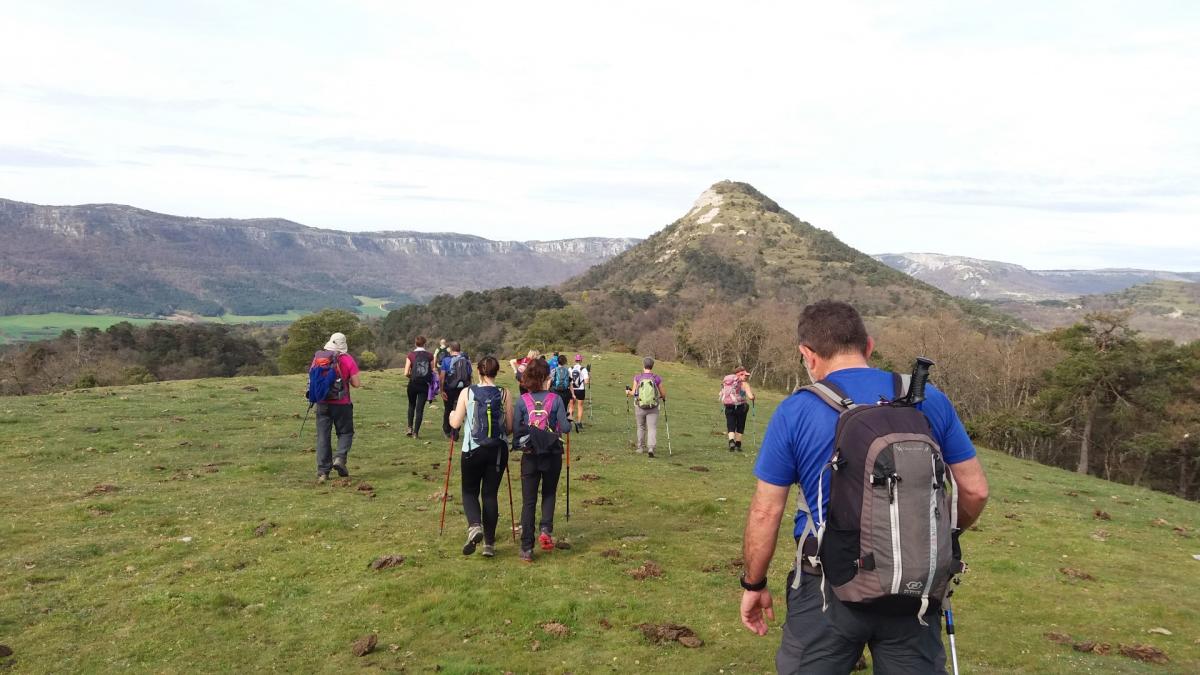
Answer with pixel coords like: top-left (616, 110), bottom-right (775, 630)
top-left (0, 354), bottom-right (1197, 672)
top-left (353, 296), bottom-right (394, 318)
top-left (0, 313), bottom-right (163, 343)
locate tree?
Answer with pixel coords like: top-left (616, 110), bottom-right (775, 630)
top-left (278, 309), bottom-right (373, 373)
top-left (520, 307), bottom-right (594, 352)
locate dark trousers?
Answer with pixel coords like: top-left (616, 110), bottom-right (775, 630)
top-left (406, 381), bottom-right (429, 434)
top-left (725, 404), bottom-right (749, 434)
top-left (460, 442), bottom-right (509, 545)
top-left (443, 386), bottom-right (464, 438)
top-left (776, 571), bottom-right (948, 675)
top-left (315, 403), bottom-right (354, 474)
top-left (519, 452), bottom-right (562, 551)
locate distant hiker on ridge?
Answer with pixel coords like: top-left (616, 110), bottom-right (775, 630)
top-left (308, 332), bottom-right (361, 483)
top-left (738, 300), bottom-right (989, 673)
top-left (626, 357), bottom-right (665, 458)
top-left (404, 335), bottom-right (435, 439)
top-left (719, 366), bottom-right (756, 452)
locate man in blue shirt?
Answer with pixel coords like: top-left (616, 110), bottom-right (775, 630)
top-left (739, 300), bottom-right (989, 674)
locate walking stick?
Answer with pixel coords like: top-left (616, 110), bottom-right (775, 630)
top-left (565, 431), bottom-right (571, 521)
top-left (945, 599), bottom-right (960, 675)
top-left (438, 434), bottom-right (455, 536)
top-left (663, 401), bottom-right (672, 456)
top-left (505, 451), bottom-right (516, 542)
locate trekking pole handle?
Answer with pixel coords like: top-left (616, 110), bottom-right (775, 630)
top-left (908, 357), bottom-right (935, 406)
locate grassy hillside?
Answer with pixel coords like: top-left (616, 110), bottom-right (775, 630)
top-left (995, 280), bottom-right (1200, 344)
top-left (1, 354), bottom-right (1197, 672)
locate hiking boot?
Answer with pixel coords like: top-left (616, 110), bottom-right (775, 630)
top-left (481, 544), bottom-right (495, 558)
top-left (736, 442), bottom-right (744, 452)
top-left (331, 457), bottom-right (349, 477)
top-left (647, 450), bottom-right (656, 459)
top-left (316, 472), bottom-right (328, 484)
top-left (519, 549), bottom-right (533, 563)
top-left (729, 439), bottom-right (736, 452)
top-left (463, 525), bottom-right (484, 555)
top-left (539, 530), bottom-right (555, 551)
top-left (636, 447), bottom-right (644, 454)
top-left (405, 428), bottom-right (413, 437)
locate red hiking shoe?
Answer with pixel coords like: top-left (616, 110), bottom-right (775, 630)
top-left (539, 531), bottom-right (555, 551)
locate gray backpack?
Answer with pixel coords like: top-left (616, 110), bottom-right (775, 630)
top-left (793, 364), bottom-right (962, 624)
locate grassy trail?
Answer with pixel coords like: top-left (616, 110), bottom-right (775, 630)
top-left (0, 353), bottom-right (1197, 672)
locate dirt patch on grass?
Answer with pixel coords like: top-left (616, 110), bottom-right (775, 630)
top-left (577, 474), bottom-right (601, 481)
top-left (689, 466), bottom-right (710, 472)
top-left (636, 623), bottom-right (702, 648)
top-left (583, 496), bottom-right (614, 506)
top-left (357, 482), bottom-right (376, 498)
top-left (84, 484), bottom-right (119, 497)
top-left (626, 561), bottom-right (663, 580)
top-left (1119, 644), bottom-right (1169, 664)
top-left (1059, 567), bottom-right (1096, 581)
top-left (253, 521), bottom-right (275, 537)
top-left (554, 541), bottom-right (572, 550)
top-left (351, 634), bottom-right (377, 657)
top-left (1074, 641), bottom-right (1112, 655)
top-left (370, 555), bottom-right (405, 570)
top-left (600, 549), bottom-right (621, 559)
top-left (1094, 509), bottom-right (1111, 520)
top-left (541, 622), bottom-right (570, 637)
top-left (241, 386), bottom-right (259, 392)
top-left (598, 618), bottom-right (612, 630)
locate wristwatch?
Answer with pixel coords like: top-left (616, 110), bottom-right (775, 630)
top-left (740, 572), bottom-right (767, 592)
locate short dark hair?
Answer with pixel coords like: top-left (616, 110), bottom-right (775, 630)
top-left (796, 300), bottom-right (869, 359)
top-left (478, 356), bottom-right (499, 379)
top-left (642, 356), bottom-right (655, 370)
top-left (523, 358), bottom-right (550, 393)
top-left (449, 341), bottom-right (461, 352)
top-left (414, 335), bottom-right (427, 347)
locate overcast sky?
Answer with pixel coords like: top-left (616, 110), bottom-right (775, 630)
top-left (2, 1), bottom-right (1198, 271)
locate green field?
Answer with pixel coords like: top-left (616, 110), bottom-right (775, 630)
top-left (0, 301), bottom-right (392, 344)
top-left (1, 353), bottom-right (1197, 672)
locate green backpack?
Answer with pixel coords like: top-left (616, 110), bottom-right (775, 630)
top-left (635, 377), bottom-right (660, 409)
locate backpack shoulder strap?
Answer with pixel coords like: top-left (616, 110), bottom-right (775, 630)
top-left (798, 379), bottom-right (857, 412)
top-left (521, 392), bottom-right (535, 411)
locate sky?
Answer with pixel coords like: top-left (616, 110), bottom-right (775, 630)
top-left (1, 1), bottom-right (1198, 271)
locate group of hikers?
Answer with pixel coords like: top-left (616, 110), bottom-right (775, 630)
top-left (302, 299), bottom-right (990, 674)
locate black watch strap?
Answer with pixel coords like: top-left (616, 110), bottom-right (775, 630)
top-left (740, 572), bottom-right (767, 592)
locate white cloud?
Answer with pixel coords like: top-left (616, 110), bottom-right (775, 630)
top-left (0, 0), bottom-right (1197, 270)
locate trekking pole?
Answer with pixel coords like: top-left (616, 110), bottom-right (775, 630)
top-left (505, 451), bottom-right (516, 542)
top-left (438, 434), bottom-right (455, 536)
top-left (565, 432), bottom-right (571, 522)
top-left (945, 599), bottom-right (960, 675)
top-left (663, 401), bottom-right (672, 456)
top-left (298, 404), bottom-right (312, 437)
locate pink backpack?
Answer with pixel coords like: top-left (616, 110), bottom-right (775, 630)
top-left (522, 392), bottom-right (559, 431)
top-left (719, 374), bottom-right (745, 406)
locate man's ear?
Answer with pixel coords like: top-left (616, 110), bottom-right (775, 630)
top-left (865, 337), bottom-right (875, 359)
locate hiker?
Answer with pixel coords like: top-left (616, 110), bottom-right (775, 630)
top-left (440, 341), bottom-right (472, 440)
top-left (509, 349), bottom-right (540, 394)
top-left (568, 354), bottom-right (590, 431)
top-left (550, 355), bottom-right (575, 426)
top-left (512, 358), bottom-right (570, 562)
top-left (738, 300), bottom-right (990, 673)
top-left (404, 335), bottom-right (436, 438)
top-left (449, 356), bottom-right (513, 558)
top-left (311, 332), bottom-right (362, 483)
top-left (626, 357), bottom-right (665, 458)
top-left (433, 338), bottom-right (450, 367)
top-left (548, 351), bottom-right (561, 370)
top-left (720, 366), bottom-right (756, 452)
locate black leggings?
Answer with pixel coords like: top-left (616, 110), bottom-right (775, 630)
top-left (520, 452), bottom-right (562, 551)
top-left (407, 381), bottom-right (429, 434)
top-left (461, 442), bottom-right (509, 545)
top-left (725, 404), bottom-right (749, 434)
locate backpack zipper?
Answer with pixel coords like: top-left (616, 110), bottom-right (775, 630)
top-left (889, 473), bottom-right (903, 594)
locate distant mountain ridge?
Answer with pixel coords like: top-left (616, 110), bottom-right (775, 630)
top-left (0, 198), bottom-right (638, 317)
top-left (875, 252), bottom-right (1200, 301)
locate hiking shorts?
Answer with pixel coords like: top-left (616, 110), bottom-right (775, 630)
top-left (572, 388), bottom-right (586, 401)
top-left (776, 570), bottom-right (948, 675)
top-left (725, 403), bottom-right (749, 434)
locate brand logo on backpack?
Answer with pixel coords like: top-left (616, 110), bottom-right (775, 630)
top-left (792, 359), bottom-right (961, 626)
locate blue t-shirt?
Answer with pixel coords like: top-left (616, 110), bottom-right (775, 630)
top-left (548, 356), bottom-right (559, 370)
top-left (753, 367), bottom-right (976, 539)
top-left (440, 355), bottom-right (453, 375)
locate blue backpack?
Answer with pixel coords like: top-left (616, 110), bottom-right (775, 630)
top-left (306, 350), bottom-right (344, 404)
top-left (470, 385), bottom-right (507, 446)
top-left (552, 364), bottom-right (571, 390)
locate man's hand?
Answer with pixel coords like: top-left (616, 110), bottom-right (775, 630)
top-left (740, 589), bottom-right (774, 635)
